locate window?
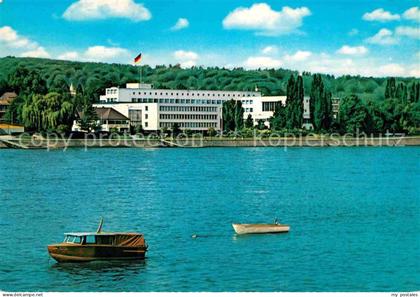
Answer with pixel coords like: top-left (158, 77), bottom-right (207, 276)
top-left (145, 114), bottom-right (148, 119)
top-left (145, 106), bottom-right (148, 111)
top-left (145, 122), bottom-right (148, 127)
top-left (86, 235), bottom-right (96, 244)
top-left (262, 102), bottom-right (277, 112)
top-left (65, 235), bottom-right (82, 244)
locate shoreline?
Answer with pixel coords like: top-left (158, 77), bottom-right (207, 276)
top-left (1, 135), bottom-right (420, 149)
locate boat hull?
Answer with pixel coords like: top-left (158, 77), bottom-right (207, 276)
top-left (48, 244), bottom-right (147, 263)
top-left (232, 223), bottom-right (290, 235)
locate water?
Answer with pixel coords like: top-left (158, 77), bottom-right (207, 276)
top-left (0, 147), bottom-right (419, 292)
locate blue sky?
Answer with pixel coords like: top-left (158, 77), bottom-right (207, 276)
top-left (0, 0), bottom-right (419, 77)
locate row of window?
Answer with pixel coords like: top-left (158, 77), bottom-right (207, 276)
top-left (159, 106), bottom-right (218, 112)
top-left (159, 114), bottom-right (218, 120)
top-left (262, 102), bottom-right (278, 112)
top-left (244, 108), bottom-right (253, 112)
top-left (100, 120), bottom-right (129, 125)
top-left (132, 98), bottom-right (229, 104)
top-left (104, 98), bottom-right (256, 105)
top-left (106, 89), bottom-right (118, 95)
top-left (159, 122), bottom-right (218, 128)
top-left (129, 91), bottom-right (256, 98)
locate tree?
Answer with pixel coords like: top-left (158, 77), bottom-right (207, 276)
top-left (285, 75), bottom-right (296, 129)
top-left (339, 95), bottom-right (368, 134)
top-left (207, 127), bottom-right (217, 137)
top-left (78, 101), bottom-right (99, 132)
top-left (256, 119), bottom-right (267, 130)
top-left (409, 82), bottom-right (420, 103)
top-left (245, 114), bottom-right (254, 128)
top-left (171, 123), bottom-right (181, 136)
top-left (310, 74), bottom-right (332, 131)
top-left (270, 101), bottom-right (286, 130)
top-left (385, 77), bottom-right (397, 99)
top-left (8, 66), bottom-right (47, 96)
top-left (222, 99), bottom-right (244, 131)
top-left (395, 82), bottom-right (408, 103)
top-left (20, 92), bottom-right (74, 132)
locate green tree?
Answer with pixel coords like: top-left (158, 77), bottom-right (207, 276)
top-left (310, 74), bottom-right (332, 131)
top-left (171, 123), bottom-right (181, 136)
top-left (78, 101), bottom-right (99, 132)
top-left (270, 101), bottom-right (286, 130)
top-left (21, 92), bottom-right (74, 132)
top-left (339, 95), bottom-right (368, 134)
top-left (222, 99), bottom-right (244, 131)
top-left (245, 114), bottom-right (254, 128)
top-left (8, 66), bottom-right (47, 95)
top-left (409, 82), bottom-right (420, 103)
top-left (385, 77), bottom-right (396, 99)
top-left (256, 119), bottom-right (267, 130)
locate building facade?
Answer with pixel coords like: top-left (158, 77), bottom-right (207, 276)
top-left (0, 92), bottom-right (17, 120)
top-left (96, 83), bottom-right (313, 132)
top-left (72, 107), bottom-right (130, 133)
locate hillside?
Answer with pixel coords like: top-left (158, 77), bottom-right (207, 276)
top-left (0, 56), bottom-right (418, 102)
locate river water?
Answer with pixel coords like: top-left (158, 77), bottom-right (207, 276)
top-left (0, 147), bottom-right (419, 291)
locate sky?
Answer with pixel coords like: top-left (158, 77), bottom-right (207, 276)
top-left (0, 0), bottom-right (419, 77)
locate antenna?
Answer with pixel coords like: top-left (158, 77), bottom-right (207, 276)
top-left (96, 217), bottom-right (104, 233)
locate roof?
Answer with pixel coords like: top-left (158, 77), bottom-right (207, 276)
top-left (79, 107), bottom-right (129, 121)
top-left (0, 124), bottom-right (24, 129)
top-left (64, 232), bottom-right (142, 236)
top-left (0, 92), bottom-right (17, 105)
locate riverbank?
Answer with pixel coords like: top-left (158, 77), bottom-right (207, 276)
top-left (1, 135), bottom-right (419, 149)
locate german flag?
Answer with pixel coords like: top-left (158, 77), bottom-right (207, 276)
top-left (134, 53), bottom-right (142, 64)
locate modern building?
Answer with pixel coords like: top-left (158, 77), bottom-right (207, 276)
top-left (0, 92), bottom-right (17, 120)
top-left (72, 107), bottom-right (130, 133)
top-left (95, 83), bottom-right (313, 132)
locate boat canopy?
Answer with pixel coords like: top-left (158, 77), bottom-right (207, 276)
top-left (64, 232), bottom-right (142, 237)
top-left (63, 232), bottom-right (145, 247)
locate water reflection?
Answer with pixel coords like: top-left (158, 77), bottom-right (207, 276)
top-left (49, 259), bottom-right (147, 279)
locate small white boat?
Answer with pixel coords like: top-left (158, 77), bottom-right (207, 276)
top-left (232, 223), bottom-right (290, 235)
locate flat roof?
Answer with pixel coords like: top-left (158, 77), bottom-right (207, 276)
top-left (64, 232), bottom-right (142, 236)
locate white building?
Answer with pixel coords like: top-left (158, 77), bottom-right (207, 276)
top-left (96, 83), bottom-right (312, 132)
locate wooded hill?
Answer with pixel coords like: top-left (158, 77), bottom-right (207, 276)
top-left (0, 56), bottom-right (418, 103)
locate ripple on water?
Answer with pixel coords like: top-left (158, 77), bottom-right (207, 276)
top-left (0, 147), bottom-right (419, 291)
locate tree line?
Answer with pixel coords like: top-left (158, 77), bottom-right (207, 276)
top-left (222, 75), bottom-right (420, 135)
top-left (0, 56), bottom-right (418, 135)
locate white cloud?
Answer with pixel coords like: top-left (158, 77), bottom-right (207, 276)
top-left (63, 0), bottom-right (151, 22)
top-left (222, 3), bottom-right (311, 36)
top-left (395, 26), bottom-right (420, 39)
top-left (284, 50), bottom-right (312, 61)
top-left (362, 8), bottom-right (400, 22)
top-left (409, 67), bottom-right (420, 77)
top-left (376, 63), bottom-right (406, 76)
top-left (21, 47), bottom-right (50, 58)
top-left (57, 51), bottom-right (79, 61)
top-left (171, 18), bottom-right (189, 31)
top-left (244, 56), bottom-right (283, 69)
top-left (173, 50), bottom-right (199, 68)
top-left (0, 26), bottom-right (50, 58)
top-left (366, 28), bottom-right (398, 45)
top-left (0, 26), bottom-right (32, 48)
top-left (337, 45), bottom-right (368, 56)
top-left (261, 45), bottom-right (278, 55)
top-left (83, 45), bottom-right (131, 62)
top-left (403, 7), bottom-right (420, 22)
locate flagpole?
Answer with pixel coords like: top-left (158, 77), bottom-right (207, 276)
top-left (138, 65), bottom-right (141, 84)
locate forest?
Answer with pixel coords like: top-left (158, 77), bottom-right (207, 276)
top-left (0, 56), bottom-right (419, 135)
